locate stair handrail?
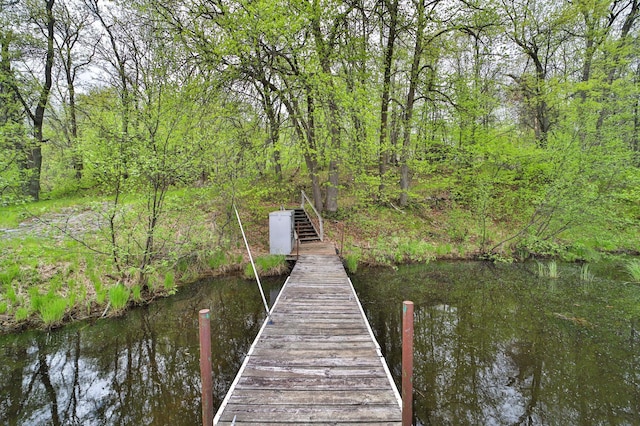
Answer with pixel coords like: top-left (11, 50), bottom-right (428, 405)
top-left (300, 190), bottom-right (323, 241)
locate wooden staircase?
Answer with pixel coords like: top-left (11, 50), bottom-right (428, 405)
top-left (294, 208), bottom-right (321, 243)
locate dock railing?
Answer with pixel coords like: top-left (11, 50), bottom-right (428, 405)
top-left (300, 190), bottom-right (323, 241)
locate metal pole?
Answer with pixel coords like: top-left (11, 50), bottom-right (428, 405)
top-left (233, 205), bottom-right (270, 316)
top-left (402, 301), bottom-right (414, 426)
top-left (199, 309), bottom-right (213, 426)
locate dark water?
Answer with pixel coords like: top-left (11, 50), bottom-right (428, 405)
top-left (1, 262), bottom-right (639, 425)
top-left (0, 275), bottom-right (283, 426)
top-left (351, 261), bottom-right (640, 425)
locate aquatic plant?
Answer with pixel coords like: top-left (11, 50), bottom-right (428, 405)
top-left (108, 285), bottom-right (130, 310)
top-left (580, 264), bottom-right (594, 282)
top-left (625, 259), bottom-right (640, 282)
top-left (548, 261), bottom-right (559, 279)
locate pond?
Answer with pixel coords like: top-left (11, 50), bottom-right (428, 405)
top-left (0, 275), bottom-right (283, 426)
top-left (352, 261), bottom-right (640, 425)
top-left (1, 261), bottom-right (638, 425)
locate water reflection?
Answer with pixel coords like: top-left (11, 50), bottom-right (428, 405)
top-left (0, 276), bottom-right (282, 426)
top-left (352, 261), bottom-right (640, 425)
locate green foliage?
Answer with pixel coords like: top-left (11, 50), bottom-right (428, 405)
top-left (39, 296), bottom-right (67, 325)
top-left (0, 265), bottom-right (20, 286)
top-left (625, 260), bottom-right (640, 283)
top-left (15, 307), bottom-right (30, 322)
top-left (132, 285), bottom-right (142, 302)
top-left (207, 251), bottom-right (228, 269)
top-left (537, 261), bottom-right (559, 278)
top-left (244, 255), bottom-right (287, 278)
top-left (108, 285), bottom-right (130, 311)
top-left (344, 253), bottom-right (359, 274)
top-left (548, 261), bottom-right (559, 279)
top-left (580, 264), bottom-right (594, 283)
top-left (0, 300), bottom-right (7, 314)
top-left (164, 272), bottom-right (175, 290)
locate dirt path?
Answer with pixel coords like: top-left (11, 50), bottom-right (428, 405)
top-left (1, 204), bottom-right (109, 241)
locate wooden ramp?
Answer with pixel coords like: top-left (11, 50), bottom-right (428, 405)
top-left (214, 255), bottom-right (402, 425)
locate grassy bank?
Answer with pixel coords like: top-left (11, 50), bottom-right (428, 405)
top-left (1, 182), bottom-right (638, 334)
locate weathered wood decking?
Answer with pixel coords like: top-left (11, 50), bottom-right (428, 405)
top-left (214, 254), bottom-right (402, 425)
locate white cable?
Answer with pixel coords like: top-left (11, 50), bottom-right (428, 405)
top-left (234, 205), bottom-right (270, 315)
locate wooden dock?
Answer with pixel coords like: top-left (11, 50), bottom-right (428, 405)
top-left (214, 254), bottom-right (402, 425)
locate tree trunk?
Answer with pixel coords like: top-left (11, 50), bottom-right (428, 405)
top-left (378, 0), bottom-right (398, 196)
top-left (399, 0), bottom-right (426, 207)
top-left (28, 0), bottom-right (56, 201)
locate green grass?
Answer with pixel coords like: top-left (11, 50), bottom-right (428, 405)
top-left (15, 307), bottom-right (30, 321)
top-left (548, 261), bottom-right (559, 279)
top-left (132, 285), bottom-right (142, 302)
top-left (580, 263), bottom-right (594, 282)
top-left (39, 296), bottom-right (68, 325)
top-left (625, 259), bottom-right (640, 282)
top-left (0, 301), bottom-right (7, 314)
top-left (108, 285), bottom-right (130, 310)
top-left (0, 265), bottom-right (20, 285)
top-left (344, 253), bottom-right (359, 273)
top-left (207, 250), bottom-right (227, 269)
top-left (164, 272), bottom-right (175, 290)
top-left (245, 255), bottom-right (287, 278)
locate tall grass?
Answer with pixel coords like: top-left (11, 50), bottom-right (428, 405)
top-left (344, 253), bottom-right (359, 274)
top-left (39, 297), bottom-right (68, 325)
top-left (580, 263), bottom-right (594, 282)
top-left (108, 285), bottom-right (130, 310)
top-left (244, 255), bottom-right (288, 278)
top-left (536, 260), bottom-right (559, 278)
top-left (625, 259), bottom-right (640, 282)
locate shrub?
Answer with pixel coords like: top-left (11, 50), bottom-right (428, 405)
top-left (108, 285), bottom-right (130, 310)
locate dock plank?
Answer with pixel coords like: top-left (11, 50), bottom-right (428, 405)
top-left (213, 254), bottom-right (402, 425)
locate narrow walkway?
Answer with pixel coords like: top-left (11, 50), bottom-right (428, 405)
top-left (214, 255), bottom-right (402, 425)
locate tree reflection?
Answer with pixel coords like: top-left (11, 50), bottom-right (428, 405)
top-left (353, 261), bottom-right (640, 425)
top-left (0, 276), bottom-right (281, 425)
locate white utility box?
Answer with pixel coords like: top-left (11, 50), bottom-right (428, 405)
top-left (269, 210), bottom-right (294, 255)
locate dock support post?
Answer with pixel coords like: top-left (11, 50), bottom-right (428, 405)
top-left (199, 309), bottom-right (213, 426)
top-left (402, 301), bottom-right (414, 426)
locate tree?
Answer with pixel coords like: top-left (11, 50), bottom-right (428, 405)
top-left (1, 0), bottom-right (56, 200)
